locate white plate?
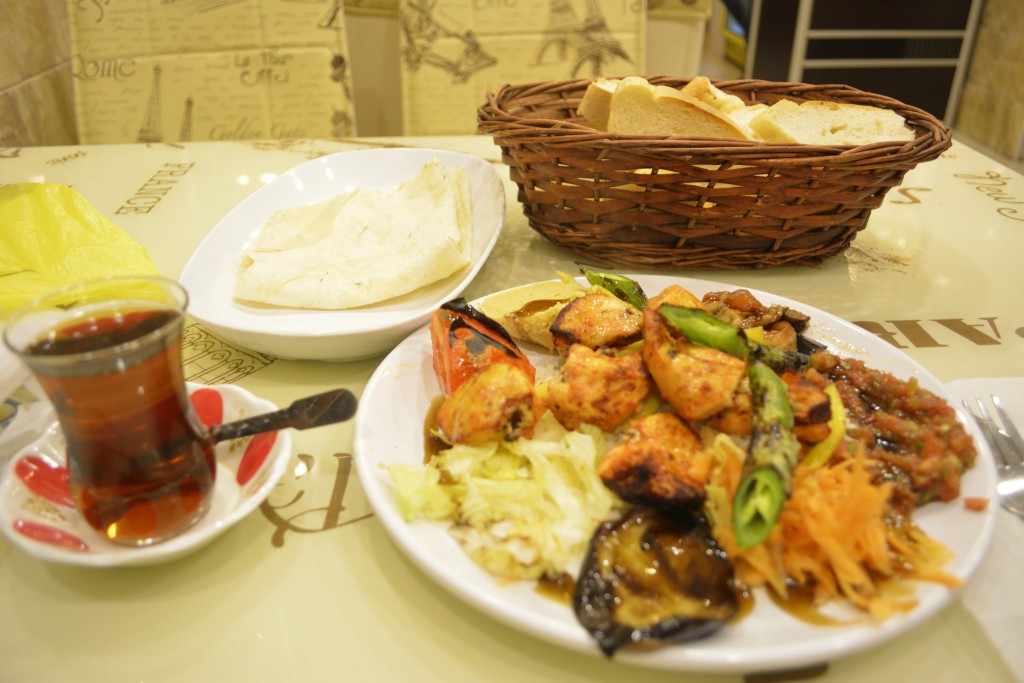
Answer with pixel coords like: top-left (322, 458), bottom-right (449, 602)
top-left (180, 148), bottom-right (505, 361)
top-left (353, 274), bottom-right (998, 674)
top-left (0, 383), bottom-right (292, 567)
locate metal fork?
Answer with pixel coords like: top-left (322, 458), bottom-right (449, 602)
top-left (965, 395), bottom-right (1024, 518)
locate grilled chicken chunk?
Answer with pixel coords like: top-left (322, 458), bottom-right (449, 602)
top-left (641, 286), bottom-right (745, 421)
top-left (598, 413), bottom-right (711, 510)
top-left (780, 369), bottom-right (833, 444)
top-left (540, 344), bottom-right (652, 432)
top-left (550, 293), bottom-right (643, 356)
top-left (436, 362), bottom-right (536, 445)
top-left (707, 383), bottom-right (753, 437)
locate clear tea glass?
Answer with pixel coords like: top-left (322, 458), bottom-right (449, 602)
top-left (3, 276), bottom-right (216, 546)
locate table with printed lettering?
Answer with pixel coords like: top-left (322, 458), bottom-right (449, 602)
top-left (0, 135), bottom-right (1022, 683)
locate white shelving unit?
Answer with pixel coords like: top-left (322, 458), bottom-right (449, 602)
top-left (744, 0), bottom-right (984, 124)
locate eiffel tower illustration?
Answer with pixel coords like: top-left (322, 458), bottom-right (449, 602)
top-left (137, 64), bottom-right (163, 143)
top-left (533, 0), bottom-right (579, 65)
top-left (401, 0), bottom-right (497, 84)
top-left (531, 0), bottom-right (633, 76)
top-left (179, 96), bottom-right (193, 142)
top-left (570, 0), bottom-right (633, 77)
top-left (318, 0), bottom-right (343, 29)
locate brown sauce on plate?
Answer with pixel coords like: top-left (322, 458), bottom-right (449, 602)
top-left (535, 572), bottom-right (576, 606)
top-left (423, 395), bottom-right (445, 463)
top-left (507, 298), bottom-right (570, 322)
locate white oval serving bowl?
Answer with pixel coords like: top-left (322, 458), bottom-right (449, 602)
top-left (180, 147), bottom-right (505, 361)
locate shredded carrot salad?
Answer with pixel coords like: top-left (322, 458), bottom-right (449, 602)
top-left (704, 434), bottom-right (961, 620)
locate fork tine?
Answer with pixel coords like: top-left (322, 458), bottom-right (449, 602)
top-left (969, 397), bottom-right (1013, 470)
top-left (965, 396), bottom-right (1024, 516)
top-left (991, 395), bottom-right (1024, 465)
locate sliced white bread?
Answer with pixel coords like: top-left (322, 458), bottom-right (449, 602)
top-left (577, 78), bottom-right (619, 130)
top-left (725, 103), bottom-right (768, 140)
top-left (749, 99), bottom-right (915, 145)
top-left (680, 76), bottom-right (747, 114)
top-left (606, 76), bottom-right (749, 140)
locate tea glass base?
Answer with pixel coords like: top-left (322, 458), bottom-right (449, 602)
top-left (97, 495), bottom-right (214, 548)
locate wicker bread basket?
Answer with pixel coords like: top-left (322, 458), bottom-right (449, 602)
top-left (477, 77), bottom-right (952, 270)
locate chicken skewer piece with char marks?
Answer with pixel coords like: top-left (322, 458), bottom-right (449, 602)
top-left (641, 285), bottom-right (746, 422)
top-left (550, 292), bottom-right (643, 356)
top-left (598, 412), bottom-right (713, 511)
top-left (430, 298), bottom-right (538, 445)
top-left (538, 343), bottom-right (652, 433)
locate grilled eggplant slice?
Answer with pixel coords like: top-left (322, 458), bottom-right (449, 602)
top-left (573, 507), bottom-right (738, 656)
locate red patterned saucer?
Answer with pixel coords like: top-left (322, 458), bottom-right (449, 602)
top-left (0, 383), bottom-right (292, 566)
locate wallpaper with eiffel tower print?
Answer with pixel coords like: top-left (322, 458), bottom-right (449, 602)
top-left (68, 0), bottom-right (356, 143)
top-left (398, 0), bottom-right (644, 136)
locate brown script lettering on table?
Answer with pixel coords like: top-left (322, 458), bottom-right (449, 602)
top-left (855, 317), bottom-right (1024, 349)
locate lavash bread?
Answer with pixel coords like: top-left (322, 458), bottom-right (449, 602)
top-left (606, 76), bottom-right (749, 140)
top-left (234, 159), bottom-right (472, 310)
top-left (748, 99), bottom-right (916, 145)
top-left (576, 75), bottom-right (917, 146)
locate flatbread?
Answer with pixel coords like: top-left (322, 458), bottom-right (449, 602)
top-left (234, 159), bottom-right (472, 309)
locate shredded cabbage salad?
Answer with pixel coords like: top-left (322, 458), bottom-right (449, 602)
top-left (388, 412), bottom-right (626, 580)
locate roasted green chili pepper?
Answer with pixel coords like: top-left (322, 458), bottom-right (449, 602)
top-left (732, 362), bottom-right (801, 548)
top-left (581, 269), bottom-right (648, 310)
top-left (746, 341), bottom-right (810, 373)
top-left (657, 305), bottom-right (750, 359)
top-left (658, 304), bottom-right (809, 372)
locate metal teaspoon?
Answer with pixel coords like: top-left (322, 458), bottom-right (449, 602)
top-left (208, 388), bottom-right (357, 443)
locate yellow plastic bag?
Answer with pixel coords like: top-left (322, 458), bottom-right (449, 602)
top-left (0, 183), bottom-right (159, 320)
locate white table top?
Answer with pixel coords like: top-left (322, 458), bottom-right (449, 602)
top-left (0, 134), bottom-right (1022, 683)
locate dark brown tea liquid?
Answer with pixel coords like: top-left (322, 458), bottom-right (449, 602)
top-left (26, 308), bottom-right (216, 546)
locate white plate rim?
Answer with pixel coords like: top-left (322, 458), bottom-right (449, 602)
top-left (352, 274), bottom-right (998, 673)
top-left (0, 382), bottom-right (293, 567)
top-left (178, 147), bottom-right (506, 359)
